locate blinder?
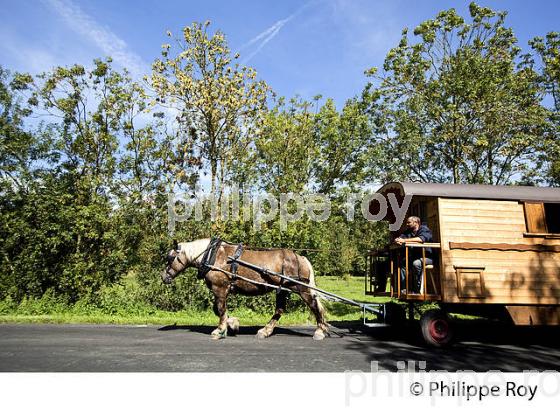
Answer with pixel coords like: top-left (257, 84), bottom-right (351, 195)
top-left (163, 246), bottom-right (188, 284)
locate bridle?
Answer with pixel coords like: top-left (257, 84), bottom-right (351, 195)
top-left (162, 249), bottom-right (188, 284)
top-left (162, 239), bottom-right (221, 284)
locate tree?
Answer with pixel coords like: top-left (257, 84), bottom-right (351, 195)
top-left (255, 95), bottom-right (373, 196)
top-left (313, 98), bottom-right (372, 194)
top-left (363, 3), bottom-right (548, 184)
top-left (530, 32), bottom-right (560, 185)
top-left (0, 67), bottom-right (54, 194)
top-left (150, 21), bottom-right (270, 201)
top-left (0, 67), bottom-right (48, 299)
top-left (255, 96), bottom-right (317, 195)
top-left (19, 59), bottom-right (129, 197)
top-left (0, 60), bottom-right (154, 302)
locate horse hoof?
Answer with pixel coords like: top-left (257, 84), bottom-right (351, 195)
top-left (211, 328), bottom-right (227, 340)
top-left (256, 329), bottom-right (269, 340)
top-left (227, 317), bottom-right (240, 335)
top-left (313, 329), bottom-right (325, 341)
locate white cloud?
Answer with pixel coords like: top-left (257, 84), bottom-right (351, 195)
top-left (44, 0), bottom-right (149, 78)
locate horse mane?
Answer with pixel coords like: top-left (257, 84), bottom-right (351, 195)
top-left (180, 238), bottom-right (211, 266)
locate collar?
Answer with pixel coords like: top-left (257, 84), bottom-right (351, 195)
top-left (197, 238), bottom-right (223, 279)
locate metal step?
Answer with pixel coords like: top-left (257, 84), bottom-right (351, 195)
top-left (362, 322), bottom-right (392, 328)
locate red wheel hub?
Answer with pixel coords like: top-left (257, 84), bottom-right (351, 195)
top-left (428, 318), bottom-right (449, 342)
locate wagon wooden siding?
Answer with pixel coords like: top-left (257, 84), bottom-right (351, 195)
top-left (438, 198), bottom-right (560, 305)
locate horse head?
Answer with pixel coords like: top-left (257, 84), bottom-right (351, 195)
top-left (161, 241), bottom-right (189, 284)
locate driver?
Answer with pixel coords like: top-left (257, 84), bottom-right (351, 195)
top-left (394, 216), bottom-right (433, 294)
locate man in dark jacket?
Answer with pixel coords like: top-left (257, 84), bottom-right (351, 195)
top-left (395, 216), bottom-right (433, 293)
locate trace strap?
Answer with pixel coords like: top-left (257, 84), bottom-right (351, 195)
top-left (227, 243), bottom-right (244, 290)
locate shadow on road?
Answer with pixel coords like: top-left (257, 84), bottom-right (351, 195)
top-left (331, 319), bottom-right (560, 371)
top-left (155, 319), bottom-right (560, 371)
top-left (157, 324), bottom-right (311, 337)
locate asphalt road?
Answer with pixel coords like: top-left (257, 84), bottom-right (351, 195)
top-left (1, 322), bottom-right (560, 372)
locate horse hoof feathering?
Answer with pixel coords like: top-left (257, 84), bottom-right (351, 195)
top-left (162, 238), bottom-right (329, 341)
top-left (256, 327), bottom-right (272, 340)
top-left (313, 328), bottom-right (326, 340)
top-left (227, 317), bottom-right (240, 335)
top-left (211, 328), bottom-right (227, 340)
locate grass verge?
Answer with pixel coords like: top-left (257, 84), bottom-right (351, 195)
top-left (0, 276), bottom-right (393, 326)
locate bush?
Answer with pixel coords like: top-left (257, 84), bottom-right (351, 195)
top-left (137, 267), bottom-right (214, 311)
top-left (0, 176), bottom-right (128, 303)
top-left (0, 295), bottom-right (16, 314)
top-left (13, 288), bottom-right (68, 315)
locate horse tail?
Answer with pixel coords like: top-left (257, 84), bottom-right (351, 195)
top-left (302, 256), bottom-right (326, 318)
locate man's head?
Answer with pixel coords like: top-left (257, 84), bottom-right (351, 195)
top-left (406, 216), bottom-right (421, 232)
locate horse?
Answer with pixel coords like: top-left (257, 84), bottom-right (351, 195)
top-left (161, 238), bottom-right (329, 340)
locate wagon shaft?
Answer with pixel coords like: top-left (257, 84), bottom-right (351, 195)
top-left (228, 256), bottom-right (383, 315)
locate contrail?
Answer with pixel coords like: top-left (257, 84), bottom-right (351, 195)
top-left (239, 1), bottom-right (317, 65)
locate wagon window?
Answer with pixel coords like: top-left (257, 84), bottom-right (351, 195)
top-left (545, 203), bottom-right (560, 233)
top-left (524, 202), bottom-right (560, 234)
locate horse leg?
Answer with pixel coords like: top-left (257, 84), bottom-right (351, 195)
top-left (227, 317), bottom-right (240, 335)
top-left (257, 290), bottom-right (288, 339)
top-left (210, 294), bottom-right (229, 340)
top-left (299, 289), bottom-right (329, 340)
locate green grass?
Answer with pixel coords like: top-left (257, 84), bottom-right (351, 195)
top-left (315, 276), bottom-right (391, 322)
top-left (0, 310), bottom-right (318, 326)
top-left (0, 276), bottom-right (392, 326)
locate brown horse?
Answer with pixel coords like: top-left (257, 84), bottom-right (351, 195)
top-left (161, 238), bottom-right (329, 340)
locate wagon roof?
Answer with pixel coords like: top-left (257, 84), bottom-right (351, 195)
top-left (376, 182), bottom-right (560, 203)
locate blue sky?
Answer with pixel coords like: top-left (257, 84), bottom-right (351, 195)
top-left (1, 0), bottom-right (559, 107)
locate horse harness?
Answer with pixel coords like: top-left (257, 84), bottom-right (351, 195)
top-left (193, 238), bottom-right (241, 288)
top-left (197, 238), bottom-right (224, 279)
top-left (165, 238), bottom-right (228, 283)
top-left (195, 238), bottom-right (308, 292)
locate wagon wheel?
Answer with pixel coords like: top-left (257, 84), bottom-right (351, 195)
top-left (420, 310), bottom-right (454, 347)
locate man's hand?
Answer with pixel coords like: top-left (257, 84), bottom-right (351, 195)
top-left (394, 237), bottom-right (405, 245)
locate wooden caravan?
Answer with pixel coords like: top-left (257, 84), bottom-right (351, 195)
top-left (365, 182), bottom-right (560, 345)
